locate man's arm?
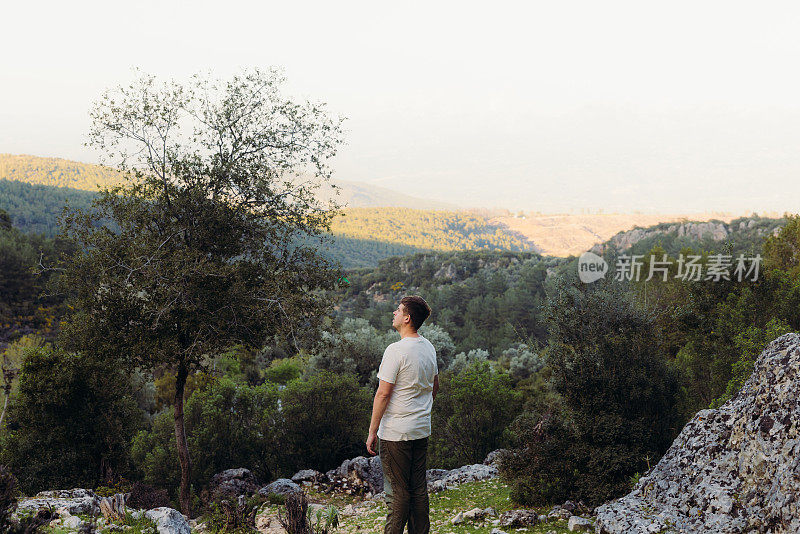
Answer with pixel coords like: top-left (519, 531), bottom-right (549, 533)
top-left (366, 379), bottom-right (394, 455)
top-left (432, 374), bottom-right (439, 401)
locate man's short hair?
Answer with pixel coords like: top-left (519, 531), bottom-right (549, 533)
top-left (400, 295), bottom-right (431, 331)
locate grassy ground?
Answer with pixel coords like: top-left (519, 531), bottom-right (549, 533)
top-left (258, 478), bottom-right (586, 533)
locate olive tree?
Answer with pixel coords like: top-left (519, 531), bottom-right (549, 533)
top-left (54, 68), bottom-right (345, 514)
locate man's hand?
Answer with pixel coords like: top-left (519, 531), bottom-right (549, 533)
top-left (366, 431), bottom-right (378, 455)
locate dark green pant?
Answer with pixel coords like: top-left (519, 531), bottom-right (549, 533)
top-left (379, 437), bottom-right (430, 534)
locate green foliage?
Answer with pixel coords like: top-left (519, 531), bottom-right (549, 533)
top-left (446, 348), bottom-right (489, 375)
top-left (0, 211), bottom-right (73, 347)
top-left (132, 378), bottom-right (280, 497)
top-left (429, 361), bottom-right (522, 469)
top-left (130, 410), bottom-right (179, 495)
top-left (263, 357), bottom-right (303, 385)
top-left (502, 275), bottom-right (680, 507)
top-left (0, 346), bottom-right (142, 494)
top-left (710, 318), bottom-right (792, 408)
top-left (307, 318), bottom-right (396, 387)
top-left (278, 371), bottom-right (371, 473)
top-left (338, 251), bottom-right (555, 355)
top-left (185, 378), bottom-right (280, 484)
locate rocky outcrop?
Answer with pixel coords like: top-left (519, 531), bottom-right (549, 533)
top-left (258, 479), bottom-right (301, 497)
top-left (427, 463), bottom-right (498, 493)
top-left (325, 455), bottom-right (383, 495)
top-left (17, 488), bottom-right (100, 516)
top-left (589, 219), bottom-right (782, 256)
top-left (208, 468), bottom-right (260, 500)
top-left (145, 507), bottom-right (191, 534)
top-left (595, 332), bottom-right (800, 533)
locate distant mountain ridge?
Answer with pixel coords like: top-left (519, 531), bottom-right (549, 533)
top-left (2, 153), bottom-right (785, 264)
top-left (0, 153), bottom-right (456, 210)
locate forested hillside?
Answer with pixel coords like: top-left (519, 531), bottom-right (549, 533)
top-left (0, 154), bottom-right (124, 190)
top-left (0, 178), bottom-right (535, 267)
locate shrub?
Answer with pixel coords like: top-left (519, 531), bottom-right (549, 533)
top-left (127, 482), bottom-right (170, 510)
top-left (131, 378), bottom-right (280, 499)
top-left (0, 346), bottom-right (142, 494)
top-left (445, 348), bottom-right (489, 376)
top-left (502, 275), bottom-right (680, 507)
top-left (263, 358), bottom-right (303, 385)
top-left (429, 360), bottom-right (522, 469)
top-left (278, 371), bottom-right (371, 473)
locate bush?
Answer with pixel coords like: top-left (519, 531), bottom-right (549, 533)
top-left (502, 275), bottom-right (680, 507)
top-left (278, 371), bottom-right (371, 473)
top-left (445, 348), bottom-right (489, 376)
top-left (131, 378), bottom-right (280, 499)
top-left (0, 346), bottom-right (142, 494)
top-left (263, 358), bottom-right (303, 385)
top-left (429, 360), bottom-right (522, 469)
top-left (127, 482), bottom-right (170, 510)
top-left (306, 318), bottom-right (396, 387)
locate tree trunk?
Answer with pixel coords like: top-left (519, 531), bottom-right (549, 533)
top-left (174, 363), bottom-right (192, 516)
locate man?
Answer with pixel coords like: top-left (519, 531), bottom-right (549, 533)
top-left (366, 295), bottom-right (439, 534)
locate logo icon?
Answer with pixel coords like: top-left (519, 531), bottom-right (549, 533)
top-left (578, 252), bottom-right (608, 283)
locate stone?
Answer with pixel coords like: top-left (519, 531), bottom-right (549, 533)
top-left (290, 469), bottom-right (322, 484)
top-left (208, 468), bottom-right (260, 500)
top-left (498, 508), bottom-right (538, 528)
top-left (490, 529), bottom-right (509, 534)
top-left (62, 516), bottom-right (84, 530)
top-left (483, 449), bottom-right (508, 466)
top-left (462, 507), bottom-right (486, 520)
top-left (595, 333), bottom-right (800, 533)
top-left (450, 512), bottom-right (464, 524)
top-left (325, 455), bottom-right (384, 495)
top-left (145, 507), bottom-right (191, 534)
top-left (17, 488), bottom-right (100, 516)
top-left (568, 515), bottom-right (592, 531)
top-left (258, 478), bottom-right (301, 497)
top-left (427, 463), bottom-right (498, 493)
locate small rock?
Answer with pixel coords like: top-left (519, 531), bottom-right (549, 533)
top-left (568, 515), bottom-right (592, 531)
top-left (258, 478), bottom-right (301, 497)
top-left (463, 507), bottom-right (486, 520)
top-left (62, 516), bottom-right (84, 530)
top-left (451, 512), bottom-right (464, 524)
top-left (291, 469), bottom-right (322, 484)
top-left (491, 529), bottom-right (509, 534)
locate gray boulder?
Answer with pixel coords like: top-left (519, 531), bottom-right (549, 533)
top-left (17, 488), bottom-right (100, 516)
top-left (595, 333), bottom-right (800, 533)
top-left (567, 515), bottom-right (592, 531)
top-left (208, 468), bottom-right (260, 499)
top-left (62, 516), bottom-right (86, 530)
top-left (497, 508), bottom-right (538, 528)
top-left (258, 478), bottom-right (301, 497)
top-left (145, 507), bottom-right (191, 534)
top-left (428, 463), bottom-right (498, 493)
top-left (483, 449), bottom-right (508, 466)
top-left (291, 469), bottom-right (322, 484)
top-left (325, 455), bottom-right (383, 494)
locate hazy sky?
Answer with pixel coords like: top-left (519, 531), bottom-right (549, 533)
top-left (3, 1), bottom-right (800, 214)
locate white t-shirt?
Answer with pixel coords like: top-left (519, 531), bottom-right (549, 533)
top-left (376, 334), bottom-right (438, 441)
